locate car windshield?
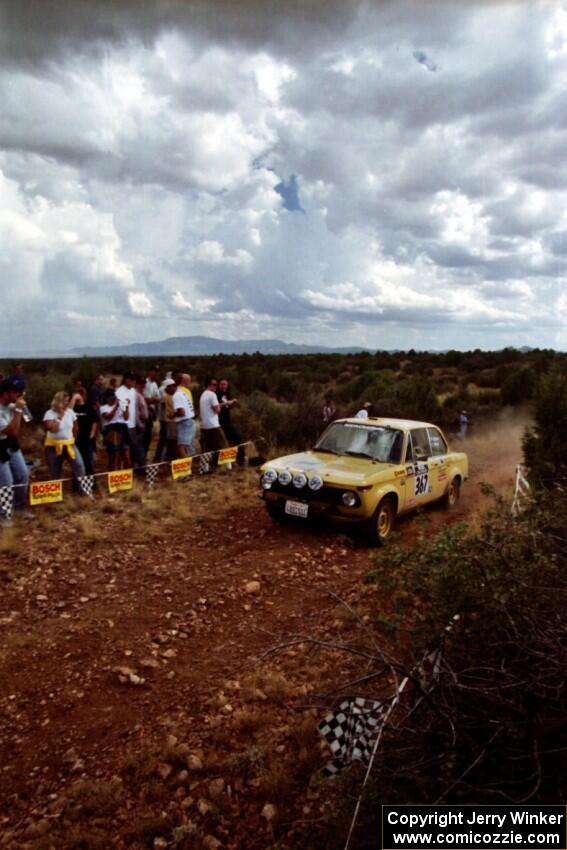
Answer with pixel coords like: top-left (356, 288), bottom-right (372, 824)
top-left (315, 423), bottom-right (404, 463)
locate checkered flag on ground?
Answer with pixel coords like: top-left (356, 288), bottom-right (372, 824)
top-left (78, 475), bottom-right (96, 499)
top-left (415, 638), bottom-right (444, 695)
top-left (197, 452), bottom-right (214, 474)
top-left (145, 464), bottom-right (160, 489)
top-left (0, 486), bottom-right (14, 521)
top-left (318, 697), bottom-right (388, 776)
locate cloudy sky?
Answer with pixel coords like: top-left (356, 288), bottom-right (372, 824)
top-left (1, 0), bottom-right (566, 353)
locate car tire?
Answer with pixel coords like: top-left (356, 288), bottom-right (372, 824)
top-left (442, 476), bottom-right (461, 507)
top-left (365, 496), bottom-right (396, 545)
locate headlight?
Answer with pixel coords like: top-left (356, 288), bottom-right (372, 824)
top-left (278, 470), bottom-right (292, 486)
top-left (308, 475), bottom-right (323, 491)
top-left (292, 472), bottom-right (307, 488)
top-left (342, 491), bottom-right (357, 507)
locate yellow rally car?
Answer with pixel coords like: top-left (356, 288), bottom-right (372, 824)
top-left (260, 417), bottom-right (468, 544)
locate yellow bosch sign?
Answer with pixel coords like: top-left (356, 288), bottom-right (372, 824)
top-left (171, 457), bottom-right (192, 479)
top-left (30, 480), bottom-right (63, 506)
top-left (218, 447), bottom-right (238, 465)
top-left (108, 469), bottom-right (133, 493)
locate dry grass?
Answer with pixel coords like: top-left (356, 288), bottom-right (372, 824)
top-left (122, 746), bottom-right (161, 784)
top-left (67, 776), bottom-right (124, 817)
top-left (290, 714), bottom-right (318, 751)
top-left (290, 715), bottom-right (325, 775)
top-left (241, 668), bottom-right (293, 705)
top-left (223, 744), bottom-right (266, 779)
top-left (466, 383), bottom-right (501, 398)
top-left (0, 527), bottom-right (22, 558)
top-left (231, 705), bottom-right (270, 737)
top-left (19, 468), bottom-right (259, 548)
top-left (259, 759), bottom-right (295, 804)
top-left (124, 814), bottom-right (177, 847)
top-left (73, 513), bottom-right (100, 543)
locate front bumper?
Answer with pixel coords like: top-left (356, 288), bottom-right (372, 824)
top-left (262, 488), bottom-right (368, 524)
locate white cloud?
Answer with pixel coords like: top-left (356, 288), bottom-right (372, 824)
top-left (172, 290), bottom-right (193, 310)
top-left (128, 291), bottom-right (153, 316)
top-left (0, 1), bottom-right (566, 352)
top-left (194, 240), bottom-right (253, 269)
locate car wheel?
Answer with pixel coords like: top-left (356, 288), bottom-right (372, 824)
top-left (365, 496), bottom-right (396, 545)
top-left (443, 476), bottom-right (461, 507)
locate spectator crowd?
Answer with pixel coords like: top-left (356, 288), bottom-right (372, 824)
top-left (0, 365), bottom-right (245, 526)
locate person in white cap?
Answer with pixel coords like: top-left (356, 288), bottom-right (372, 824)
top-left (355, 402), bottom-right (373, 419)
top-left (153, 377), bottom-right (176, 462)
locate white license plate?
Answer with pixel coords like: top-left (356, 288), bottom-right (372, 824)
top-left (285, 500), bottom-right (309, 518)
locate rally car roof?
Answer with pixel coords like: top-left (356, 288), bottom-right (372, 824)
top-left (335, 417), bottom-right (439, 430)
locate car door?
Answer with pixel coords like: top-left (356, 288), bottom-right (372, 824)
top-left (426, 426), bottom-right (450, 501)
top-left (407, 428), bottom-right (436, 506)
top-left (386, 430), bottom-right (412, 512)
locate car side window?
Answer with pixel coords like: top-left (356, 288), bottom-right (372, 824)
top-left (410, 428), bottom-right (431, 461)
top-left (388, 430), bottom-right (403, 463)
top-left (403, 433), bottom-right (412, 463)
top-left (427, 427), bottom-right (447, 457)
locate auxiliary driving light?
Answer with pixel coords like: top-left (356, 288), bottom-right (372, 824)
top-left (308, 475), bottom-right (323, 491)
top-left (262, 468), bottom-right (277, 489)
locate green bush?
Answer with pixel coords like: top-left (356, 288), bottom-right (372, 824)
top-left (501, 367), bottom-right (536, 405)
top-left (26, 371), bottom-right (71, 419)
top-left (523, 368), bottom-right (567, 487)
top-left (378, 376), bottom-right (442, 423)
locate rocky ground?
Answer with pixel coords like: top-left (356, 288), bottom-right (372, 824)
top-left (0, 420), bottom-right (524, 850)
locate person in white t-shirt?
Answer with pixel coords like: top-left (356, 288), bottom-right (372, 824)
top-left (199, 376), bottom-right (227, 472)
top-left (100, 388), bottom-right (131, 470)
top-left (116, 371), bottom-right (143, 469)
top-left (43, 391), bottom-right (86, 483)
top-left (355, 402), bottom-right (372, 419)
top-left (171, 383), bottom-right (196, 458)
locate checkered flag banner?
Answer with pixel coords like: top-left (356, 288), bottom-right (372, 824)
top-left (78, 475), bottom-right (96, 499)
top-left (0, 486), bottom-right (14, 521)
top-left (197, 452), bottom-right (214, 475)
top-left (318, 697), bottom-right (389, 776)
top-left (145, 464), bottom-right (160, 489)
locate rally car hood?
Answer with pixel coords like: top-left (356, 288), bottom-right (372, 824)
top-left (262, 450), bottom-right (394, 486)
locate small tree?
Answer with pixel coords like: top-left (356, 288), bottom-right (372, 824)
top-left (379, 376), bottom-right (442, 423)
top-left (523, 369), bottom-right (567, 486)
top-left (501, 367), bottom-right (536, 405)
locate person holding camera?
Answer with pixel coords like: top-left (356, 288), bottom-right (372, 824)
top-left (217, 378), bottom-right (245, 466)
top-left (0, 380), bottom-right (30, 525)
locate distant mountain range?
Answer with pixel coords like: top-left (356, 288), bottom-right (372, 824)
top-left (61, 335), bottom-right (368, 357)
top-left (0, 336), bottom-right (538, 358)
